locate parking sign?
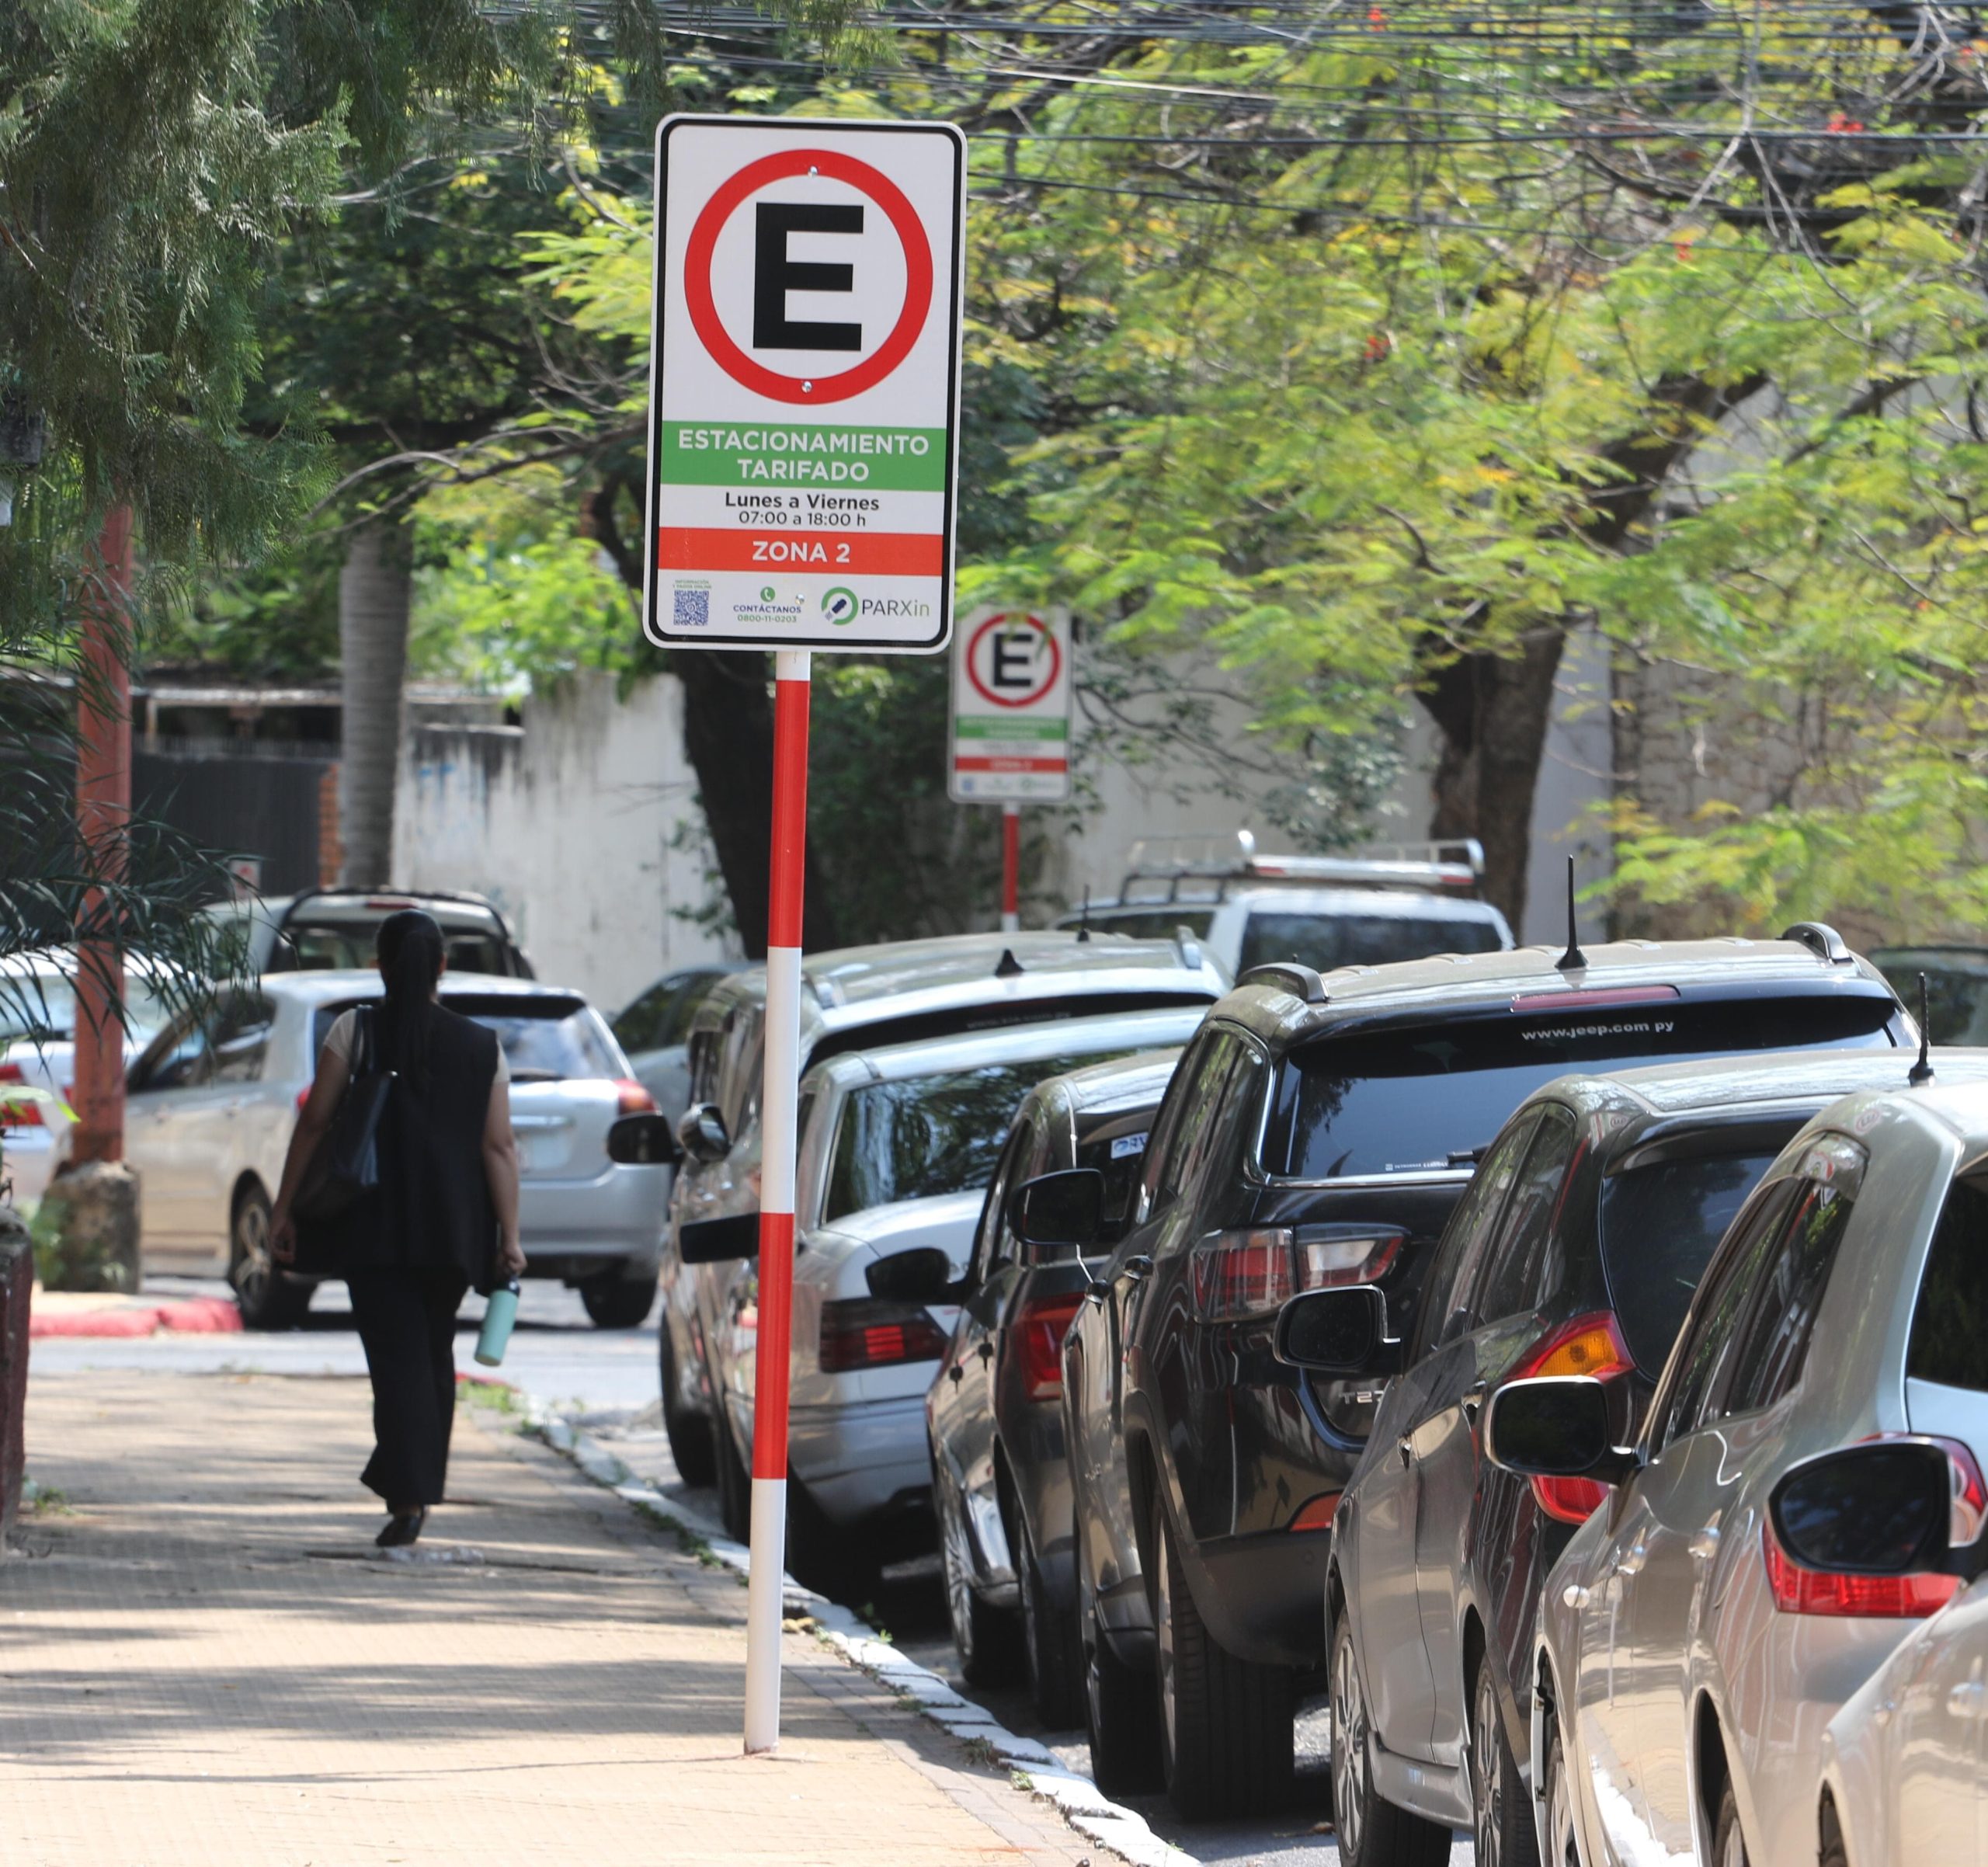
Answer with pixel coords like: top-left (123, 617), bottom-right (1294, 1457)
top-left (645, 116), bottom-right (964, 653)
top-left (949, 608), bottom-right (1072, 802)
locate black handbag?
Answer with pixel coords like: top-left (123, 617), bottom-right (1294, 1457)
top-left (295, 1007), bottom-right (393, 1231)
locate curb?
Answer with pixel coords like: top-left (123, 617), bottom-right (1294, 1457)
top-left (518, 1396), bottom-right (1193, 1867)
top-left (30, 1295), bottom-right (243, 1339)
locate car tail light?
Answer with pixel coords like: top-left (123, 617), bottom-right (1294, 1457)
top-left (1511, 986), bottom-right (1682, 1013)
top-left (295, 1084), bottom-right (312, 1113)
top-left (1289, 1492), bottom-right (1340, 1532)
top-left (1190, 1227), bottom-right (1406, 1322)
top-left (818, 1298), bottom-right (948, 1374)
top-left (0, 1062), bottom-right (40, 1128)
top-left (1764, 1434), bottom-right (1984, 1618)
top-left (1016, 1292), bottom-right (1084, 1400)
top-left (614, 1078), bottom-right (657, 1114)
top-left (1511, 1311), bottom-right (1633, 1525)
top-left (364, 897), bottom-right (416, 911)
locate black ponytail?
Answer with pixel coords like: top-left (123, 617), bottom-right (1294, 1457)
top-left (376, 909), bottom-right (444, 1090)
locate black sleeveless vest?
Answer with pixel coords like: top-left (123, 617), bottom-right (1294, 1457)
top-left (346, 1005), bottom-right (500, 1290)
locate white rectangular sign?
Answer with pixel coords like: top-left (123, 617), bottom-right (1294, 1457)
top-left (645, 115), bottom-right (964, 654)
top-left (948, 607), bottom-right (1072, 802)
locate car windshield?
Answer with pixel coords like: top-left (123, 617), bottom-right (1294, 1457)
top-left (313, 994), bottom-right (623, 1082)
top-left (825, 1049), bottom-right (1136, 1220)
top-left (1239, 909), bottom-right (1504, 974)
top-left (281, 918), bottom-right (509, 975)
top-left (1600, 1151), bottom-right (1778, 1372)
top-left (1270, 994), bottom-right (1896, 1180)
top-left (0, 974), bottom-right (174, 1043)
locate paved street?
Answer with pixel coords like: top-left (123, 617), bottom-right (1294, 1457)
top-left (4, 1368), bottom-right (1097, 1867)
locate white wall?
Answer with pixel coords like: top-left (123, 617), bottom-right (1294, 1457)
top-left (394, 670), bottom-right (732, 1013)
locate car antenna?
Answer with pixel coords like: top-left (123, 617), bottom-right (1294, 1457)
top-left (1076, 885), bottom-right (1091, 942)
top-left (995, 947), bottom-right (1025, 979)
top-left (1553, 855), bottom-right (1587, 973)
top-left (1910, 972), bottom-right (1936, 1086)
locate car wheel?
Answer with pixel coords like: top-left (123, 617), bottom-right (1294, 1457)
top-left (1079, 1529), bottom-right (1163, 1795)
top-left (1017, 1505), bottom-right (1083, 1728)
top-left (657, 1327), bottom-right (715, 1488)
top-left (1713, 1779), bottom-right (1751, 1867)
top-left (1471, 1654), bottom-right (1540, 1867)
top-left (580, 1271), bottom-right (658, 1330)
top-left (1329, 1602), bottom-right (1451, 1867)
top-left (937, 1459), bottom-right (1020, 1685)
top-left (1543, 1712), bottom-right (1580, 1867)
top-left (1819, 1796), bottom-right (1848, 1867)
top-left (1151, 1489), bottom-right (1294, 1819)
top-left (229, 1184), bottom-right (310, 1331)
top-left (708, 1385), bottom-right (751, 1542)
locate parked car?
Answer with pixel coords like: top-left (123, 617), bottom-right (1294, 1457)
top-left (0, 951), bottom-right (188, 1208)
top-left (655, 930), bottom-right (1226, 1490)
top-left (1507, 1076), bottom-right (1988, 1867)
top-left (1291, 1045), bottom-right (1988, 1867)
top-left (124, 972), bottom-right (666, 1327)
top-left (612, 964), bottom-right (744, 1124)
top-left (1874, 944), bottom-right (1988, 1044)
top-left (928, 1047), bottom-right (1183, 1724)
top-left (1055, 831), bottom-right (1513, 975)
top-left (1813, 1438), bottom-right (1988, 1867)
top-left (686, 1008), bottom-right (1211, 1598)
top-left (1044, 926), bottom-right (1914, 1818)
top-left (203, 888), bottom-right (533, 978)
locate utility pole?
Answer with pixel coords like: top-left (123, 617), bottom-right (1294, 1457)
top-left (71, 504), bottom-right (132, 1166)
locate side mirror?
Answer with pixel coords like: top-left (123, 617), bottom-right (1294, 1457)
top-left (1769, 1438), bottom-right (1979, 1580)
top-left (1484, 1377), bottom-right (1638, 1485)
top-left (1273, 1286), bottom-right (1402, 1377)
top-left (866, 1246), bottom-right (961, 1305)
top-left (678, 1212), bottom-right (760, 1264)
top-left (676, 1101), bottom-right (731, 1165)
top-left (1010, 1169), bottom-right (1104, 1252)
top-left (606, 1112), bottom-right (680, 1167)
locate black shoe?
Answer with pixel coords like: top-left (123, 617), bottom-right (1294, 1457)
top-left (376, 1508), bottom-right (426, 1549)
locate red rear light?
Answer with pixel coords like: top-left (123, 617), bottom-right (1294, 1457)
top-left (1511, 986), bottom-right (1681, 1013)
top-left (1289, 1492), bottom-right (1340, 1532)
top-left (1190, 1227), bottom-right (1406, 1322)
top-left (1511, 1312), bottom-right (1634, 1525)
top-left (1764, 1435), bottom-right (1983, 1618)
top-left (614, 1079), bottom-right (657, 1114)
top-left (1016, 1292), bottom-right (1084, 1400)
top-left (363, 898), bottom-right (416, 911)
top-left (295, 1084), bottom-right (312, 1113)
top-left (818, 1299), bottom-right (948, 1374)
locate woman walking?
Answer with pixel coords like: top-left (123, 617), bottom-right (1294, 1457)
top-left (269, 909), bottom-right (525, 1546)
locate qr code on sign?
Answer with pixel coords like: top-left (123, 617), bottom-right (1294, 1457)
top-left (673, 588), bottom-right (709, 628)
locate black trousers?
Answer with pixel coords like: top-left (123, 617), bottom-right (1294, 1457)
top-left (346, 1268), bottom-right (468, 1509)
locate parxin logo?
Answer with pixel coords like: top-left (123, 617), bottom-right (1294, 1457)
top-left (821, 586), bottom-right (931, 625)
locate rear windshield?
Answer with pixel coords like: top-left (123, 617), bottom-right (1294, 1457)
top-left (825, 1050), bottom-right (1135, 1221)
top-left (1239, 909), bottom-right (1504, 974)
top-left (1270, 995), bottom-right (1896, 1180)
top-left (1075, 1116), bottom-right (1157, 1244)
top-left (1077, 909), bottom-right (1217, 940)
top-left (314, 995), bottom-right (624, 1082)
top-left (1600, 1152), bottom-right (1778, 1372)
top-left (1907, 1175), bottom-right (1988, 1392)
top-left (0, 975), bottom-right (175, 1043)
top-left (277, 918), bottom-right (509, 975)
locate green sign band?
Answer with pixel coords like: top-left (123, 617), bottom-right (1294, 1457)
top-left (954, 718), bottom-right (1069, 740)
top-left (662, 424), bottom-right (950, 492)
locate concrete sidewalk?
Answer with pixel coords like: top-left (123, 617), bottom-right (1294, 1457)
top-left (1, 1371), bottom-right (1095, 1866)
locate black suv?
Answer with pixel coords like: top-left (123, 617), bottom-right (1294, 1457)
top-left (1291, 1046), bottom-right (1988, 1867)
top-left (1035, 928), bottom-right (1910, 1818)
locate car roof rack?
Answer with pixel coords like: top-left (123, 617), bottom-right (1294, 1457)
top-left (1780, 922), bottom-right (1854, 965)
top-left (1117, 830), bottom-right (1486, 904)
top-left (1239, 961), bottom-right (1330, 1005)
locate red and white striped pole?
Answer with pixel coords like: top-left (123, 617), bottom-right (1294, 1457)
top-left (744, 647), bottom-right (811, 1754)
top-left (1000, 802), bottom-right (1020, 933)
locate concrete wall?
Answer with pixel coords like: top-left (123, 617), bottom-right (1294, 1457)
top-left (394, 671), bottom-right (732, 1014)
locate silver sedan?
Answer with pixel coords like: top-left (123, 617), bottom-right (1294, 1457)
top-left (1495, 1078), bottom-right (1988, 1867)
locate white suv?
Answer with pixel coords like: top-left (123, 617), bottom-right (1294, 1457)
top-left (1058, 831), bottom-right (1512, 975)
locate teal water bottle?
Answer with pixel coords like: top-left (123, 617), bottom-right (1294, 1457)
top-left (475, 1280), bottom-right (520, 1368)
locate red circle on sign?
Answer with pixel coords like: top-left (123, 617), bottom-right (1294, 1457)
top-left (967, 614), bottom-right (1061, 709)
top-left (683, 148), bottom-right (933, 407)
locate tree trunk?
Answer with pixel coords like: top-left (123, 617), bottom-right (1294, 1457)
top-left (1416, 626), bottom-right (1566, 934)
top-left (589, 479), bottom-right (841, 957)
top-left (337, 516), bottom-right (412, 888)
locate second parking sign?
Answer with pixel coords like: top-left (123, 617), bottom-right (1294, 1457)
top-left (645, 116), bottom-right (965, 653)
